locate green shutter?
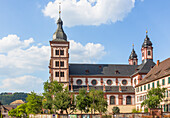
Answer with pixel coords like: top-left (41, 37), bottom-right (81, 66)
top-left (168, 77), bottom-right (170, 84)
top-left (157, 81), bottom-right (159, 86)
top-left (148, 84), bottom-right (150, 89)
top-left (144, 85), bottom-right (146, 90)
top-left (152, 82), bottom-right (154, 88)
top-left (162, 79), bottom-right (165, 85)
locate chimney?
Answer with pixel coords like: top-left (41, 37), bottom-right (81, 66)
top-left (157, 60), bottom-right (160, 66)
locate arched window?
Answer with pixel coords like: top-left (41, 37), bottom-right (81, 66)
top-left (110, 96), bottom-right (115, 105)
top-left (126, 96), bottom-right (132, 105)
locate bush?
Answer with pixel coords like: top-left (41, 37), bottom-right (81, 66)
top-left (102, 115), bottom-right (112, 118)
top-left (112, 106), bottom-right (120, 114)
top-left (144, 108), bottom-right (148, 113)
top-left (132, 108), bottom-right (141, 113)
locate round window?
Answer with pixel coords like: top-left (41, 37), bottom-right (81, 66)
top-left (91, 80), bottom-right (97, 85)
top-left (107, 80), bottom-right (112, 85)
top-left (122, 80), bottom-right (127, 85)
top-left (77, 79), bottom-right (82, 85)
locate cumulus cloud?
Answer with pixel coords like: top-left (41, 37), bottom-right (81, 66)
top-left (69, 40), bottom-right (106, 63)
top-left (0, 34), bottom-right (106, 92)
top-left (0, 35), bottom-right (50, 76)
top-left (42, 0), bottom-right (135, 27)
top-left (0, 75), bottom-right (44, 92)
top-left (0, 35), bottom-right (106, 76)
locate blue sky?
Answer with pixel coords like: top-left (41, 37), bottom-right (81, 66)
top-left (0, 0), bottom-right (169, 93)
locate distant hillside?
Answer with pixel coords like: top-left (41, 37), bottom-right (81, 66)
top-left (0, 92), bottom-right (28, 105)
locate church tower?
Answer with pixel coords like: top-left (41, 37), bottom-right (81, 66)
top-left (49, 5), bottom-right (69, 88)
top-left (141, 30), bottom-right (153, 63)
top-left (129, 44), bottom-right (138, 65)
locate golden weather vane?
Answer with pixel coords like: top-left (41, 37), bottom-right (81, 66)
top-left (59, 2), bottom-right (61, 18)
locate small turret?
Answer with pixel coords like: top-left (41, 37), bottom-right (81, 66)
top-left (129, 44), bottom-right (138, 65)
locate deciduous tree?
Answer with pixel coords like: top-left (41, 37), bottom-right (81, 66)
top-left (141, 86), bottom-right (166, 108)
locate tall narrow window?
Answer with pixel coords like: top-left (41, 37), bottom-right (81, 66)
top-left (144, 85), bottom-right (146, 90)
top-left (162, 79), bottom-right (165, 85)
top-left (60, 61), bottom-right (64, 67)
top-left (152, 82), bottom-right (154, 88)
top-left (60, 50), bottom-right (64, 55)
top-left (140, 86), bottom-right (142, 91)
top-left (126, 96), bottom-right (131, 105)
top-left (168, 77), bottom-right (170, 84)
top-left (148, 84), bottom-right (150, 89)
top-left (142, 53), bottom-right (144, 57)
top-left (148, 51), bottom-right (151, 55)
top-left (110, 96), bottom-right (115, 105)
top-left (60, 72), bottom-right (64, 77)
top-left (55, 72), bottom-right (59, 77)
top-left (157, 81), bottom-right (159, 86)
top-left (55, 61), bottom-right (59, 67)
top-left (55, 50), bottom-right (59, 55)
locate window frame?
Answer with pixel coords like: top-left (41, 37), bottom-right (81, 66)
top-left (148, 83), bottom-right (150, 89)
top-left (126, 96), bottom-right (132, 105)
top-left (91, 79), bottom-right (97, 86)
top-left (55, 50), bottom-right (59, 55)
top-left (162, 79), bottom-right (165, 85)
top-left (60, 72), bottom-right (64, 77)
top-left (76, 79), bottom-right (83, 85)
top-left (55, 61), bottom-right (59, 67)
top-left (55, 72), bottom-right (59, 77)
top-left (60, 61), bottom-right (64, 67)
top-left (60, 50), bottom-right (64, 55)
top-left (110, 96), bottom-right (116, 105)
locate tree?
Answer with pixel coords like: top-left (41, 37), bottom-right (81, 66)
top-left (76, 89), bottom-right (92, 113)
top-left (42, 81), bottom-right (64, 113)
top-left (141, 86), bottom-right (166, 108)
top-left (112, 106), bottom-right (120, 114)
top-left (89, 89), bottom-right (108, 114)
top-left (8, 103), bottom-right (27, 118)
top-left (53, 88), bottom-right (75, 114)
top-left (26, 92), bottom-right (43, 114)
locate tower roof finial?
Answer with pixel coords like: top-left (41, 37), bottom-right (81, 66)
top-left (146, 28), bottom-right (148, 35)
top-left (132, 43), bottom-right (134, 49)
top-left (59, 2), bottom-right (61, 18)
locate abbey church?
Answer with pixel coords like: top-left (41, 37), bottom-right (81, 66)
top-left (48, 15), bottom-right (156, 113)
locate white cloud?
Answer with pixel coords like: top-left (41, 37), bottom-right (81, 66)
top-left (0, 35), bottom-right (106, 92)
top-left (0, 75), bottom-right (44, 92)
top-left (0, 35), bottom-right (106, 76)
top-left (0, 35), bottom-right (50, 76)
top-left (42, 0), bottom-right (135, 27)
top-left (69, 40), bottom-right (106, 63)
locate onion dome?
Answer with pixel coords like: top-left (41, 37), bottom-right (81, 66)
top-left (52, 17), bottom-right (67, 41)
top-left (129, 44), bottom-right (137, 59)
top-left (142, 30), bottom-right (152, 48)
top-left (129, 48), bottom-right (138, 59)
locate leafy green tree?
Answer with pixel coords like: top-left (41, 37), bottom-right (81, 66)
top-left (112, 106), bottom-right (120, 114)
top-left (89, 89), bottom-right (108, 114)
top-left (42, 81), bottom-right (63, 113)
top-left (26, 92), bottom-right (43, 114)
top-left (53, 88), bottom-right (75, 114)
top-left (141, 86), bottom-right (166, 108)
top-left (76, 89), bottom-right (92, 113)
top-left (8, 103), bottom-right (27, 118)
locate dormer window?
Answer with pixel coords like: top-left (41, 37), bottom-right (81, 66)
top-left (115, 70), bottom-right (120, 74)
top-left (85, 70), bottom-right (89, 74)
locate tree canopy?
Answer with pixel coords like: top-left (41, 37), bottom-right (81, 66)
top-left (141, 86), bottom-right (166, 108)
